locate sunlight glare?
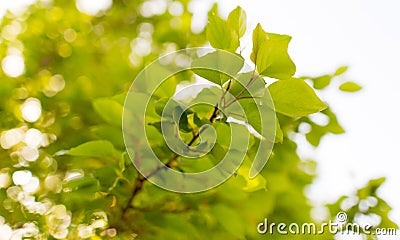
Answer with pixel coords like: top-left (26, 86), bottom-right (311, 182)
top-left (1, 54), bottom-right (25, 77)
top-left (76, 0), bottom-right (113, 16)
top-left (21, 98), bottom-right (42, 123)
top-left (12, 170), bottom-right (32, 185)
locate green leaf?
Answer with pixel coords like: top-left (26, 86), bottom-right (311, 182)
top-left (206, 14), bottom-right (238, 52)
top-left (250, 23), bottom-right (268, 63)
top-left (211, 204), bottom-right (245, 238)
top-left (322, 108), bottom-right (345, 134)
top-left (242, 100), bottom-right (262, 134)
top-left (227, 71), bottom-right (265, 99)
top-left (275, 117), bottom-right (283, 143)
top-left (112, 92), bottom-right (127, 105)
top-left (154, 98), bottom-right (192, 132)
top-left (358, 177), bottom-right (386, 198)
top-left (339, 81), bottom-right (362, 92)
top-left (93, 98), bottom-right (123, 127)
top-left (93, 167), bottom-right (118, 191)
top-left (192, 112), bottom-right (204, 128)
top-left (191, 51), bottom-right (244, 85)
top-left (305, 108), bottom-right (345, 146)
top-left (312, 75), bottom-right (332, 90)
top-left (237, 159), bottom-right (267, 192)
top-left (213, 122), bottom-right (231, 147)
top-left (334, 66), bottom-right (348, 76)
top-left (268, 79), bottom-right (327, 117)
top-left (67, 140), bottom-right (120, 158)
top-left (242, 173), bottom-right (267, 192)
top-left (91, 124), bottom-right (124, 149)
top-left (256, 33), bottom-right (296, 79)
top-left (305, 124), bottom-right (326, 146)
top-left (148, 121), bottom-right (162, 133)
top-left (173, 107), bottom-right (192, 133)
top-left (227, 6), bottom-right (246, 38)
top-left (63, 176), bottom-right (99, 192)
top-left (154, 98), bottom-right (169, 116)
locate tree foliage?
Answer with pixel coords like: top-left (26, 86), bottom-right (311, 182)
top-left (0, 1), bottom-right (396, 239)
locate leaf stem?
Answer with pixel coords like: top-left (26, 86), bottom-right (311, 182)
top-left (121, 103), bottom-right (220, 217)
top-left (224, 69), bottom-right (258, 108)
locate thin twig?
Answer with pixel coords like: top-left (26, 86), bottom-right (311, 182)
top-left (224, 69), bottom-right (258, 108)
top-left (121, 103), bottom-right (220, 218)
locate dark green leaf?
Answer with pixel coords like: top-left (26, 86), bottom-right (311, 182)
top-left (93, 167), bottom-right (118, 191)
top-left (173, 107), bottom-right (192, 133)
top-left (93, 98), bottom-right (123, 127)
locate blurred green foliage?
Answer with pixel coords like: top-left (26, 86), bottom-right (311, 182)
top-left (0, 0), bottom-right (396, 239)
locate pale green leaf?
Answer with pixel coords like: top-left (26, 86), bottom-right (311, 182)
top-left (322, 108), bottom-right (345, 134)
top-left (111, 92), bottom-right (127, 105)
top-left (237, 161), bottom-right (267, 192)
top-left (339, 81), bottom-right (362, 92)
top-left (268, 79), bottom-right (327, 117)
top-left (305, 124), bottom-right (325, 146)
top-left (67, 140), bottom-right (120, 158)
top-left (312, 75), bottom-right (332, 90)
top-left (63, 176), bottom-right (99, 191)
top-left (227, 71), bottom-right (265, 99)
top-left (333, 66), bottom-right (348, 76)
top-left (227, 6), bottom-right (247, 38)
top-left (93, 98), bottom-right (123, 127)
top-left (243, 100), bottom-right (262, 134)
top-left (275, 117), bottom-right (283, 143)
top-left (206, 14), bottom-right (238, 52)
top-left (250, 23), bottom-right (268, 63)
top-left (256, 33), bottom-right (296, 79)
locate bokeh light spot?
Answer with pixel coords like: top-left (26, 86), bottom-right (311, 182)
top-left (21, 146), bottom-right (40, 162)
top-left (76, 0), bottom-right (113, 16)
top-left (21, 98), bottom-right (42, 123)
top-left (12, 170), bottom-right (32, 185)
top-left (1, 54), bottom-right (25, 77)
top-left (1, 128), bottom-right (24, 149)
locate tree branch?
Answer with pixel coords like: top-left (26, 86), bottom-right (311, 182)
top-left (121, 103), bottom-right (220, 218)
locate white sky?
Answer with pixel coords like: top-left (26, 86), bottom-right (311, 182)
top-left (1, 0), bottom-right (399, 226)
